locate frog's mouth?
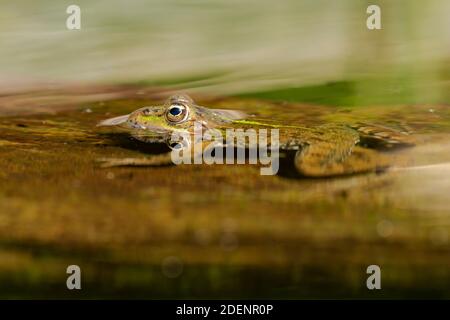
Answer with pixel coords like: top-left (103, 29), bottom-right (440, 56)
top-left (130, 123), bottom-right (170, 133)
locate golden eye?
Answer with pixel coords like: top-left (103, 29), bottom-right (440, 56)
top-left (166, 104), bottom-right (189, 123)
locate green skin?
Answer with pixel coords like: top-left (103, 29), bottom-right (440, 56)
top-left (97, 94), bottom-right (414, 177)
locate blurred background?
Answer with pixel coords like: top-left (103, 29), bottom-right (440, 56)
top-left (0, 0), bottom-right (449, 104)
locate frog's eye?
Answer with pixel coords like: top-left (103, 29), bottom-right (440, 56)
top-left (166, 104), bottom-right (189, 123)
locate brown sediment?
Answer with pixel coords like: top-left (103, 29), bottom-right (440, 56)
top-left (0, 86), bottom-right (449, 298)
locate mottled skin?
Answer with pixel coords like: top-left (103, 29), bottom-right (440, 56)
top-left (97, 94), bottom-right (414, 177)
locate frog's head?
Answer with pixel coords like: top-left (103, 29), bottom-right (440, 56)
top-left (98, 94), bottom-right (246, 135)
top-left (127, 94), bottom-right (197, 134)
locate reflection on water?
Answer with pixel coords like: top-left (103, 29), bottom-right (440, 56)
top-left (0, 0), bottom-right (449, 103)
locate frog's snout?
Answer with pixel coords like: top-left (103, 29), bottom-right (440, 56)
top-left (97, 114), bottom-right (129, 127)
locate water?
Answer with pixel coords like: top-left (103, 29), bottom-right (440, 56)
top-left (0, 92), bottom-right (449, 298)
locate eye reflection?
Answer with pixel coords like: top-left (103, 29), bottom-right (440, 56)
top-left (169, 142), bottom-right (182, 150)
top-left (167, 137), bottom-right (190, 150)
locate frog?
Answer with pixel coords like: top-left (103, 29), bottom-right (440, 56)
top-left (97, 94), bottom-right (414, 177)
